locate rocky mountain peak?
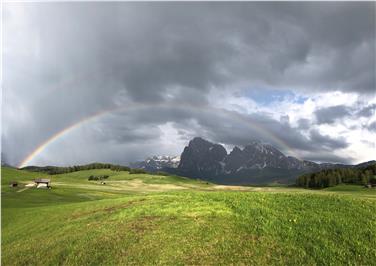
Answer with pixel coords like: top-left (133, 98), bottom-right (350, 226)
top-left (178, 137), bottom-right (323, 179)
top-left (178, 137), bottom-right (227, 177)
top-left (230, 146), bottom-right (242, 154)
top-left (130, 137), bottom-right (358, 185)
top-left (188, 137), bottom-right (216, 151)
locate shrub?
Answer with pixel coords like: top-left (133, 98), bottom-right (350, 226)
top-left (154, 171), bottom-right (170, 176)
top-left (129, 168), bottom-right (148, 174)
top-left (110, 165), bottom-right (131, 172)
top-left (88, 175), bottom-right (109, 181)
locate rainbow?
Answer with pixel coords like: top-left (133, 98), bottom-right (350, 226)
top-left (17, 109), bottom-right (110, 169)
top-left (18, 103), bottom-right (299, 168)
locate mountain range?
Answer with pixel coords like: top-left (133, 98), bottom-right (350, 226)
top-left (130, 155), bottom-right (180, 172)
top-left (132, 137), bottom-right (375, 185)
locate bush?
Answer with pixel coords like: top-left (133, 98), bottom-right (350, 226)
top-left (154, 171), bottom-right (171, 176)
top-left (88, 175), bottom-right (109, 181)
top-left (129, 168), bottom-right (148, 174)
top-left (110, 165), bottom-right (131, 172)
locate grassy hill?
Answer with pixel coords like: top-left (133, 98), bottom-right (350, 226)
top-left (2, 167), bottom-right (376, 265)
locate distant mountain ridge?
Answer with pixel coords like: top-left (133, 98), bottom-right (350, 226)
top-left (171, 137), bottom-right (374, 185)
top-left (15, 137), bottom-right (375, 186)
top-left (130, 155), bottom-right (180, 172)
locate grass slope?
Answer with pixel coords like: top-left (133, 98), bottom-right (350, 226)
top-left (2, 167), bottom-right (376, 265)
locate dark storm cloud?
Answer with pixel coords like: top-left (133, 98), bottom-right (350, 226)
top-left (314, 105), bottom-right (352, 124)
top-left (2, 2), bottom-right (375, 166)
top-left (309, 130), bottom-right (348, 150)
top-left (301, 153), bottom-right (354, 165)
top-left (357, 104), bottom-right (376, 117)
top-left (297, 119), bottom-right (311, 130)
top-left (98, 104), bottom-right (350, 156)
top-left (368, 121), bottom-right (376, 132)
top-left (7, 2), bottom-right (375, 99)
top-left (314, 102), bottom-right (376, 126)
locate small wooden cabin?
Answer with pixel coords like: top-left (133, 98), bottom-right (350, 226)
top-left (34, 178), bottom-right (51, 189)
top-left (9, 181), bottom-right (18, 188)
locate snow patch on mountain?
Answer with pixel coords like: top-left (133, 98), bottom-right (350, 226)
top-left (130, 155), bottom-right (180, 171)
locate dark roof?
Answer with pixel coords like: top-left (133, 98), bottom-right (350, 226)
top-left (34, 178), bottom-right (51, 183)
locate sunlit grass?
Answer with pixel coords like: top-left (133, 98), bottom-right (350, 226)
top-left (2, 167), bottom-right (376, 265)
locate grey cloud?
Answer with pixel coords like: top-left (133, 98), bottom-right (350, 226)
top-left (2, 2), bottom-right (375, 166)
top-left (309, 130), bottom-right (348, 150)
top-left (297, 119), bottom-right (311, 130)
top-left (301, 153), bottom-right (354, 165)
top-left (2, 101), bottom-right (355, 166)
top-left (113, 105), bottom-right (339, 155)
top-left (368, 121), bottom-right (376, 132)
top-left (315, 105), bottom-right (352, 124)
top-left (6, 2), bottom-right (375, 101)
top-left (357, 104), bottom-right (376, 117)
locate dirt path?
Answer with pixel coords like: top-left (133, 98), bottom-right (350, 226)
top-left (17, 187), bottom-right (30, 193)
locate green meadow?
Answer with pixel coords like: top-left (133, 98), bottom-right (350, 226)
top-left (2, 167), bottom-right (376, 265)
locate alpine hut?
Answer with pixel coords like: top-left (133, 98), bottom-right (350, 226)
top-left (34, 178), bottom-right (51, 189)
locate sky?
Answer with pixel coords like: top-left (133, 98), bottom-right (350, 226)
top-left (2, 2), bottom-right (376, 167)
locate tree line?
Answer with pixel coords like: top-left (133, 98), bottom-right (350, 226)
top-left (21, 163), bottom-right (173, 176)
top-left (296, 163), bottom-right (376, 189)
top-left (22, 163), bottom-right (131, 175)
top-left (88, 175), bottom-right (109, 181)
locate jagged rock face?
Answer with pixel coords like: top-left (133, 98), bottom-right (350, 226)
top-left (224, 141), bottom-right (316, 172)
top-left (224, 146), bottom-right (246, 173)
top-left (133, 137), bottom-right (365, 185)
top-left (178, 137), bottom-right (227, 177)
top-left (177, 137), bottom-right (326, 181)
top-left (287, 156), bottom-right (307, 169)
top-left (242, 142), bottom-right (288, 169)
